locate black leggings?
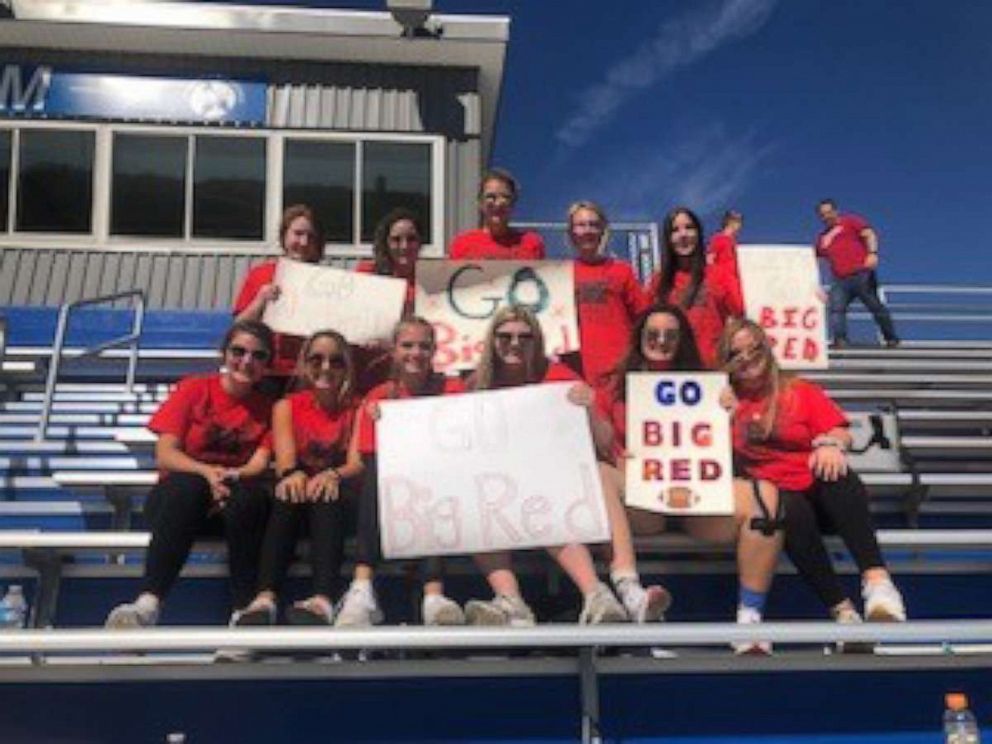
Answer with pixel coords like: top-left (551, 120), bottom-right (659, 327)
top-left (142, 472), bottom-right (271, 610)
top-left (781, 471), bottom-right (886, 610)
top-left (357, 455), bottom-right (443, 584)
top-left (256, 483), bottom-right (357, 599)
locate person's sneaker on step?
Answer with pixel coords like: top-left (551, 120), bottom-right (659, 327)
top-left (105, 595), bottom-right (160, 629)
top-left (464, 594), bottom-right (535, 627)
top-left (422, 593), bottom-right (465, 626)
top-left (579, 583), bottom-right (629, 625)
top-left (215, 610), bottom-right (257, 663)
top-left (831, 601), bottom-right (872, 654)
top-left (235, 596), bottom-right (278, 627)
top-left (732, 605), bottom-right (772, 656)
top-left (614, 578), bottom-right (671, 623)
top-left (862, 577), bottom-right (906, 622)
top-left (333, 580), bottom-right (384, 628)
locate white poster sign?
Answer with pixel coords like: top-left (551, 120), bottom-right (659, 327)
top-left (738, 245), bottom-right (828, 370)
top-left (376, 382), bottom-right (609, 559)
top-left (262, 258), bottom-right (407, 344)
top-left (414, 260), bottom-right (579, 373)
top-left (624, 372), bottom-right (734, 515)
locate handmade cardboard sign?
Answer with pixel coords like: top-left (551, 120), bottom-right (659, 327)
top-left (262, 258), bottom-right (407, 343)
top-left (414, 260), bottom-right (578, 373)
top-left (624, 372), bottom-right (734, 515)
top-left (738, 245), bottom-right (828, 370)
top-left (376, 382), bottom-right (609, 558)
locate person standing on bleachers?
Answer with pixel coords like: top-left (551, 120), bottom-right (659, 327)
top-left (718, 318), bottom-right (907, 631)
top-left (234, 204), bottom-right (324, 394)
top-left (105, 320), bottom-right (275, 629)
top-left (449, 169), bottom-right (545, 260)
top-left (814, 199), bottom-right (900, 349)
top-left (707, 209), bottom-right (742, 287)
top-left (563, 200), bottom-right (650, 389)
top-left (646, 207), bottom-right (743, 369)
top-left (237, 330), bottom-right (362, 626)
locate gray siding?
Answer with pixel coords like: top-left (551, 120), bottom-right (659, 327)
top-left (0, 48), bottom-right (485, 309)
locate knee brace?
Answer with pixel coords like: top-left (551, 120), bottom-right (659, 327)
top-left (747, 479), bottom-right (785, 537)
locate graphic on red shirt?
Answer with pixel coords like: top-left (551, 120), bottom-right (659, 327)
top-left (573, 258), bottom-right (650, 387)
top-left (449, 229), bottom-right (546, 260)
top-left (731, 378), bottom-right (848, 491)
top-left (357, 375), bottom-right (466, 454)
top-left (232, 260), bottom-right (302, 376)
top-left (280, 390), bottom-right (356, 475)
top-left (816, 214), bottom-right (871, 279)
top-left (647, 265), bottom-right (743, 369)
top-left (149, 374), bottom-right (272, 469)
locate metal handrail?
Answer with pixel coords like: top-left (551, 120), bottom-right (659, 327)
top-left (35, 290), bottom-right (145, 441)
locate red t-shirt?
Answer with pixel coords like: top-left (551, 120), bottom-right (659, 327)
top-left (647, 265), bottom-right (743, 369)
top-left (816, 214), bottom-right (871, 279)
top-left (732, 378), bottom-right (848, 491)
top-left (149, 374), bottom-right (272, 469)
top-left (573, 258), bottom-right (650, 387)
top-left (449, 228), bottom-right (546, 260)
top-left (594, 381), bottom-right (628, 461)
top-left (357, 375), bottom-right (466, 455)
top-left (707, 233), bottom-right (739, 280)
top-left (276, 390), bottom-right (357, 476)
top-left (232, 260), bottom-right (302, 377)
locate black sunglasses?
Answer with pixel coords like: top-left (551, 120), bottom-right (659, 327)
top-left (227, 344), bottom-right (270, 362)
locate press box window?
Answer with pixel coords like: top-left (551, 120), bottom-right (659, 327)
top-left (16, 129), bottom-right (95, 233)
top-left (192, 136), bottom-right (266, 240)
top-left (111, 134), bottom-right (186, 238)
top-left (361, 141), bottom-right (431, 242)
top-left (283, 139), bottom-right (354, 244)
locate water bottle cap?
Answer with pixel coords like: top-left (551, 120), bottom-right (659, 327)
top-left (945, 692), bottom-right (968, 710)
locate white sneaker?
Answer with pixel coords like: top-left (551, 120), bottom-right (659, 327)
top-left (422, 594), bottom-right (465, 626)
top-left (464, 594), bottom-right (536, 627)
top-left (105, 601), bottom-right (159, 629)
top-left (862, 578), bottom-right (907, 622)
top-left (215, 610), bottom-right (255, 663)
top-left (579, 584), bottom-right (629, 625)
top-left (617, 582), bottom-right (672, 623)
top-left (732, 606), bottom-right (771, 656)
top-left (831, 603), bottom-right (872, 654)
top-left (334, 583), bottom-right (384, 628)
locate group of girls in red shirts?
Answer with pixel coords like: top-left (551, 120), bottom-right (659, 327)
top-left (106, 169), bottom-right (906, 651)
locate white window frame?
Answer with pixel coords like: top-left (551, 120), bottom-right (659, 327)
top-left (0, 120), bottom-right (446, 257)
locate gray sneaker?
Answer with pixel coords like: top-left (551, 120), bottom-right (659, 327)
top-left (579, 584), bottom-right (629, 625)
top-left (464, 594), bottom-right (536, 627)
top-left (422, 594), bottom-right (466, 626)
top-left (215, 610), bottom-right (255, 663)
top-left (105, 601), bottom-right (159, 629)
top-left (831, 603), bottom-right (872, 654)
top-left (334, 583), bottom-right (384, 628)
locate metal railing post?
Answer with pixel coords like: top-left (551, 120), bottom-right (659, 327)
top-left (126, 297), bottom-right (146, 393)
top-left (35, 303), bottom-right (71, 442)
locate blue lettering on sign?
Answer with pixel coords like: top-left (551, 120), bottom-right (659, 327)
top-left (654, 380), bottom-right (702, 406)
top-left (0, 64), bottom-right (266, 124)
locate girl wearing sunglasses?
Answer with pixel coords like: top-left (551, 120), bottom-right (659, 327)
top-left (719, 319), bottom-right (906, 634)
top-left (647, 207), bottom-right (743, 368)
top-left (234, 204), bottom-right (324, 392)
top-left (463, 305), bottom-right (667, 625)
top-left (105, 320), bottom-right (276, 629)
top-left (334, 317), bottom-right (466, 627)
top-left (597, 305), bottom-right (783, 654)
top-left (238, 330), bottom-right (363, 625)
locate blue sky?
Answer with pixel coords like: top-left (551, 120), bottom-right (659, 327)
top-left (210, 0), bottom-right (992, 283)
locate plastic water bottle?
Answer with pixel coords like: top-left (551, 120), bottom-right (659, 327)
top-left (0, 584), bottom-right (28, 629)
top-left (944, 692), bottom-right (981, 744)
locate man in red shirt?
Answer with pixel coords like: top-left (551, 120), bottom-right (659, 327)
top-left (707, 209), bottom-right (742, 282)
top-left (815, 199), bottom-right (899, 349)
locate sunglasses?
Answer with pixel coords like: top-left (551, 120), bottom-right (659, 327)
top-left (726, 344), bottom-right (764, 366)
top-left (227, 345), bottom-right (270, 362)
top-left (306, 353), bottom-right (347, 370)
top-left (642, 328), bottom-right (680, 345)
top-left (495, 331), bottom-right (535, 346)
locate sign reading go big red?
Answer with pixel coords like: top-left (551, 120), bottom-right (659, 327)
top-left (414, 260), bottom-right (579, 374)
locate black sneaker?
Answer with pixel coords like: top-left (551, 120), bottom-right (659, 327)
top-left (884, 338), bottom-right (901, 349)
top-left (829, 338), bottom-right (849, 350)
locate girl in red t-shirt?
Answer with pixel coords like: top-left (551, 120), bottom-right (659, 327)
top-left (352, 208), bottom-right (424, 394)
top-left (334, 317), bottom-right (467, 627)
top-left (646, 207), bottom-right (743, 368)
top-left (233, 204), bottom-right (324, 389)
top-left (597, 304), bottom-right (782, 654)
top-left (105, 320), bottom-right (275, 629)
top-left (448, 168), bottom-right (545, 260)
top-left (564, 200), bottom-right (650, 388)
top-left (719, 319), bottom-right (906, 630)
top-left (237, 330), bottom-right (363, 626)
top-left (462, 305), bottom-right (666, 625)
